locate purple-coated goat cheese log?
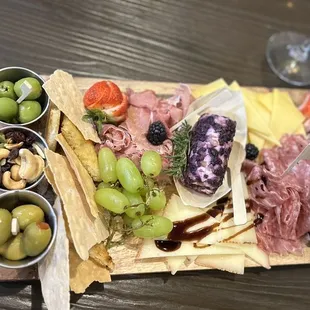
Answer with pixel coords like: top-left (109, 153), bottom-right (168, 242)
top-left (182, 113), bottom-right (236, 195)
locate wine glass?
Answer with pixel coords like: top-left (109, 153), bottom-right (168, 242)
top-left (266, 31), bottom-right (310, 86)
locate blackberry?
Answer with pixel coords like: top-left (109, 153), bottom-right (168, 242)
top-left (146, 121), bottom-right (167, 145)
top-left (245, 143), bottom-right (259, 160)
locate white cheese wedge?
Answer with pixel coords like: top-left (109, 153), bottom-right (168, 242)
top-left (166, 256), bottom-right (186, 275)
top-left (199, 220), bottom-right (257, 244)
top-left (195, 254), bottom-right (245, 275)
top-left (138, 240), bottom-right (243, 259)
top-left (163, 194), bottom-right (210, 222)
top-left (217, 243), bottom-right (270, 269)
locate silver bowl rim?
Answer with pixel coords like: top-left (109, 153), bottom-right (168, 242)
top-left (0, 66), bottom-right (50, 127)
top-left (0, 190), bottom-right (57, 269)
top-left (0, 125), bottom-right (48, 191)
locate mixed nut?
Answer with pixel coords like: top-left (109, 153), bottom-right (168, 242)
top-left (0, 130), bottom-right (45, 190)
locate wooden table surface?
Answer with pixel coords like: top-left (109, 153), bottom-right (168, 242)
top-left (1, 0), bottom-right (310, 309)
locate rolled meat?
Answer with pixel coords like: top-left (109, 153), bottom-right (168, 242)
top-left (182, 113), bottom-right (236, 195)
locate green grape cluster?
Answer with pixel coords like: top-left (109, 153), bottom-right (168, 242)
top-left (94, 148), bottom-right (172, 239)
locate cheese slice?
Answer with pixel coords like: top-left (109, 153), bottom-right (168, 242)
top-left (248, 132), bottom-right (265, 150)
top-left (229, 81), bottom-right (240, 91)
top-left (270, 89), bottom-right (305, 140)
top-left (193, 78), bottom-right (228, 98)
top-left (138, 240), bottom-right (243, 259)
top-left (294, 123), bottom-right (306, 135)
top-left (230, 82), bottom-right (279, 145)
top-left (195, 254), bottom-right (245, 274)
top-left (218, 243), bottom-right (270, 269)
top-left (243, 89), bottom-right (272, 126)
top-left (166, 256), bottom-right (186, 275)
top-left (256, 92), bottom-right (273, 113)
top-left (249, 128), bottom-right (280, 146)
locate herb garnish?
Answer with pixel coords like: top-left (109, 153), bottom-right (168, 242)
top-left (167, 121), bottom-right (192, 178)
top-left (82, 109), bottom-right (115, 133)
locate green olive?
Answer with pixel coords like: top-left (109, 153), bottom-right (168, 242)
top-left (12, 204), bottom-right (45, 230)
top-left (0, 233), bottom-right (27, 261)
top-left (14, 77), bottom-right (42, 100)
top-left (0, 98), bottom-right (18, 122)
top-left (0, 209), bottom-right (12, 246)
top-left (0, 81), bottom-right (17, 100)
top-left (22, 222), bottom-right (52, 257)
top-left (18, 100), bottom-right (42, 123)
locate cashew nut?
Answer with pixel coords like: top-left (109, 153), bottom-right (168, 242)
top-left (14, 157), bottom-right (21, 166)
top-left (2, 171), bottom-right (26, 190)
top-left (4, 142), bottom-right (24, 150)
top-left (11, 165), bottom-right (21, 181)
top-left (19, 149), bottom-right (45, 183)
top-left (0, 149), bottom-right (10, 160)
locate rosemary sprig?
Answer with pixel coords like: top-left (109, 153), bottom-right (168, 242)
top-left (166, 121), bottom-right (192, 178)
top-left (82, 109), bottom-right (115, 133)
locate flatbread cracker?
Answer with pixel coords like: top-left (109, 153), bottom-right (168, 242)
top-left (38, 197), bottom-right (70, 310)
top-left (45, 149), bottom-right (108, 260)
top-left (89, 243), bottom-right (114, 271)
top-left (44, 166), bottom-right (59, 196)
top-left (61, 116), bottom-right (101, 182)
top-left (43, 70), bottom-right (100, 143)
top-left (69, 244), bottom-right (111, 294)
top-left (56, 133), bottom-right (99, 218)
top-left (44, 103), bottom-right (61, 151)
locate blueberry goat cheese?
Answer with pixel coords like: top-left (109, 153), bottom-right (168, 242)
top-left (182, 114), bottom-right (236, 195)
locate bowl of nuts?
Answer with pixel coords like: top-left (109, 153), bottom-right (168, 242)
top-left (0, 126), bottom-right (47, 191)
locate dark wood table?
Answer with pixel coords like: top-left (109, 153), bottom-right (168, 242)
top-left (1, 0), bottom-right (310, 309)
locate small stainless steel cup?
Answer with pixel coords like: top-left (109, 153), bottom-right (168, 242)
top-left (0, 66), bottom-right (50, 126)
top-left (0, 190), bottom-right (57, 269)
top-left (0, 125), bottom-right (48, 191)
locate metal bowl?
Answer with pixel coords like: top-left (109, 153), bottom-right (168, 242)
top-left (0, 126), bottom-right (48, 192)
top-left (0, 190), bottom-right (57, 269)
top-left (0, 66), bottom-right (50, 126)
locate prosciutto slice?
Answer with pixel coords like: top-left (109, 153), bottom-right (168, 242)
top-left (126, 84), bottom-right (193, 130)
top-left (100, 124), bottom-right (131, 152)
top-left (243, 134), bottom-right (310, 255)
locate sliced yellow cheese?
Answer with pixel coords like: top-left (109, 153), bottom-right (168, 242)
top-left (257, 92), bottom-right (273, 113)
top-left (230, 81), bottom-right (240, 91)
top-left (294, 123), bottom-right (306, 136)
top-left (243, 88), bottom-right (272, 128)
top-left (248, 132), bottom-right (265, 150)
top-left (270, 89), bottom-right (305, 140)
top-left (193, 78), bottom-right (228, 98)
top-left (229, 82), bottom-right (279, 146)
top-left (250, 128), bottom-right (281, 146)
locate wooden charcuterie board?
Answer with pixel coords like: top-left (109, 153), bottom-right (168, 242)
top-left (0, 78), bottom-right (309, 281)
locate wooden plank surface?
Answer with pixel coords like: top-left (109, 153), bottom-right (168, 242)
top-left (1, 0), bottom-right (310, 88)
top-left (0, 78), bottom-right (309, 281)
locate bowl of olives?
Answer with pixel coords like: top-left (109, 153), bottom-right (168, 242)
top-left (0, 126), bottom-right (47, 191)
top-left (0, 67), bottom-right (49, 126)
top-left (0, 190), bottom-right (57, 269)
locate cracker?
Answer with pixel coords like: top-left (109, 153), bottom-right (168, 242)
top-left (43, 70), bottom-right (100, 143)
top-left (56, 133), bottom-right (99, 218)
top-left (44, 103), bottom-right (61, 151)
top-left (38, 197), bottom-right (70, 310)
top-left (61, 116), bottom-right (101, 182)
top-left (69, 244), bottom-right (111, 294)
top-left (44, 166), bottom-right (59, 196)
top-left (45, 149), bottom-right (108, 260)
top-left (89, 243), bottom-right (114, 271)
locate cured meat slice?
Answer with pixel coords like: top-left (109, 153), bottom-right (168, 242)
top-left (244, 134), bottom-right (310, 254)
